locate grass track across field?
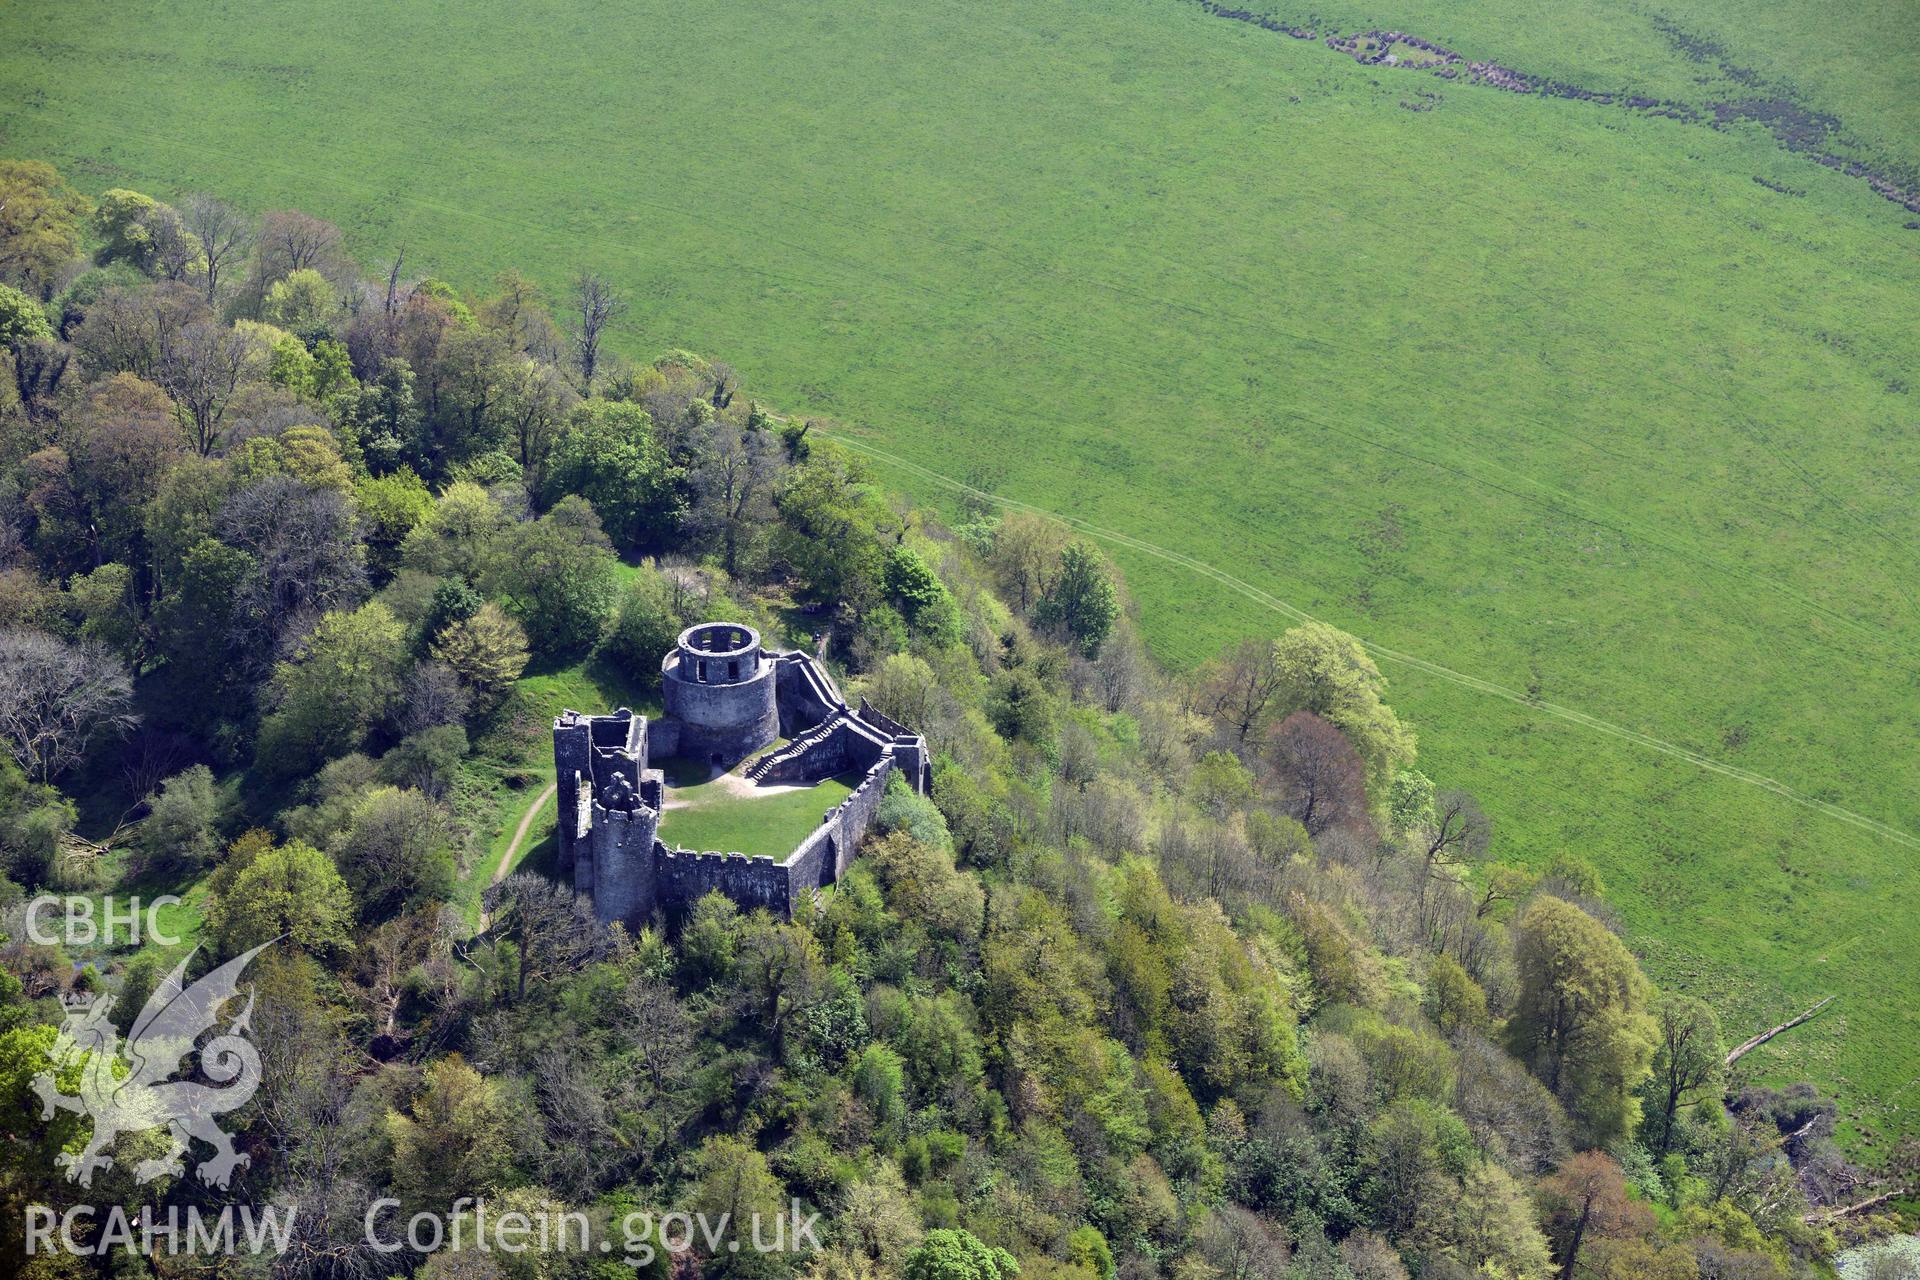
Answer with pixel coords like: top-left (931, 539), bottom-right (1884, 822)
top-left (5, 0), bottom-right (1919, 1143)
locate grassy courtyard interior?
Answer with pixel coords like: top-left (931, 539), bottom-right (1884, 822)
top-left (655, 753), bottom-right (858, 860)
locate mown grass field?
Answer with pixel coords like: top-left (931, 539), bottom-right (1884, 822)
top-left (3, 0), bottom-right (1918, 1145)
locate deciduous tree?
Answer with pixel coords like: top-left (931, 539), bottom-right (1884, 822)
top-left (1197, 638), bottom-right (1282, 746)
top-left (181, 194), bottom-right (251, 304)
top-left (386, 1057), bottom-right (513, 1213)
top-left (160, 317), bottom-right (250, 455)
top-left (540, 399), bottom-right (681, 551)
top-left (255, 601), bottom-right (409, 775)
top-left (1264, 710), bottom-right (1369, 837)
top-left (1644, 993), bottom-right (1723, 1154)
top-left (904, 1230), bottom-right (1020, 1280)
top-left (986, 512), bottom-right (1068, 614)
top-left (1508, 897), bottom-right (1657, 1145)
top-left (0, 628), bottom-right (135, 782)
top-left (568, 270), bottom-right (626, 393)
top-left (1538, 1152), bottom-right (1648, 1280)
top-left (690, 418), bottom-right (782, 575)
top-left (336, 786), bottom-right (455, 920)
top-left (484, 869), bottom-right (608, 1002)
top-left (0, 160), bottom-right (91, 295)
top-left (0, 282), bottom-right (52, 350)
top-left (1034, 541), bottom-right (1119, 657)
top-left (135, 764), bottom-right (221, 871)
top-left (206, 837), bottom-right (353, 957)
top-left (1270, 622), bottom-right (1413, 789)
top-left (485, 495), bottom-right (618, 655)
top-left (690, 1136), bottom-right (790, 1280)
top-left (429, 601), bottom-right (529, 709)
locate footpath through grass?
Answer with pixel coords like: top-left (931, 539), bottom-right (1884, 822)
top-left (5, 0), bottom-right (1918, 1143)
top-left (450, 654), bottom-right (657, 929)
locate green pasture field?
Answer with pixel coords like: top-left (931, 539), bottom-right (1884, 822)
top-left (4, 0), bottom-right (1918, 1145)
top-left (1200, 0), bottom-right (1920, 189)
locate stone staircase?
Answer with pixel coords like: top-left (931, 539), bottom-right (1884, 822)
top-left (746, 716), bottom-right (844, 783)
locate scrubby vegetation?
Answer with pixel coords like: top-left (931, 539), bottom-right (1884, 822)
top-left (0, 165), bottom-right (1911, 1278)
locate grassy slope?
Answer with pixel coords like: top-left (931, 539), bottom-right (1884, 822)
top-left (1190, 0), bottom-right (1920, 187)
top-left (4, 0), bottom-right (1917, 1143)
top-left (450, 656), bottom-right (658, 927)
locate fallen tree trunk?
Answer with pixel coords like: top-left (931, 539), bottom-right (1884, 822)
top-left (1805, 1190), bottom-right (1903, 1223)
top-left (1726, 996), bottom-right (1834, 1067)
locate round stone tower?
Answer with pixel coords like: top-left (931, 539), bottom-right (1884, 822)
top-left (661, 622), bottom-right (779, 764)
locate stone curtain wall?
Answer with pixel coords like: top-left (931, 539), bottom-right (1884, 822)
top-left (783, 822), bottom-right (838, 902)
top-left (773, 652), bottom-right (846, 735)
top-left (656, 848), bottom-right (793, 916)
top-left (752, 718), bottom-right (852, 784)
top-left (653, 756), bottom-right (899, 919)
top-left (856, 697), bottom-right (910, 737)
top-left (559, 635), bottom-right (933, 923)
top-left (826, 757), bottom-right (894, 881)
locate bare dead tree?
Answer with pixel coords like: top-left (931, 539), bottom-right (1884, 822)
top-left (383, 248), bottom-right (406, 318)
top-left (182, 194), bottom-right (253, 305)
top-left (484, 870), bottom-right (608, 1001)
top-left (1415, 789), bottom-right (1490, 924)
top-left (159, 317), bottom-right (250, 455)
top-left (1725, 996), bottom-right (1834, 1067)
top-left (261, 209), bottom-right (342, 275)
top-left (0, 629), bottom-right (137, 782)
top-left (568, 270), bottom-right (626, 393)
top-left (1196, 636), bottom-right (1284, 746)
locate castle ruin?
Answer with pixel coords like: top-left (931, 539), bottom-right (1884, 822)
top-left (553, 623), bottom-right (931, 926)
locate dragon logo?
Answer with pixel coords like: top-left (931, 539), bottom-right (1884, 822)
top-left (31, 941), bottom-right (273, 1189)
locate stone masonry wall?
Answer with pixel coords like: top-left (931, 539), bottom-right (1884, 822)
top-left (650, 757), bottom-right (895, 919)
top-left (755, 717), bottom-right (854, 784)
top-left (826, 757), bottom-right (894, 880)
top-left (656, 847), bottom-right (791, 917)
top-left (783, 823), bottom-right (838, 902)
top-left (584, 803), bottom-right (659, 928)
top-left (773, 652), bottom-right (844, 736)
top-left (559, 636), bottom-right (928, 924)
